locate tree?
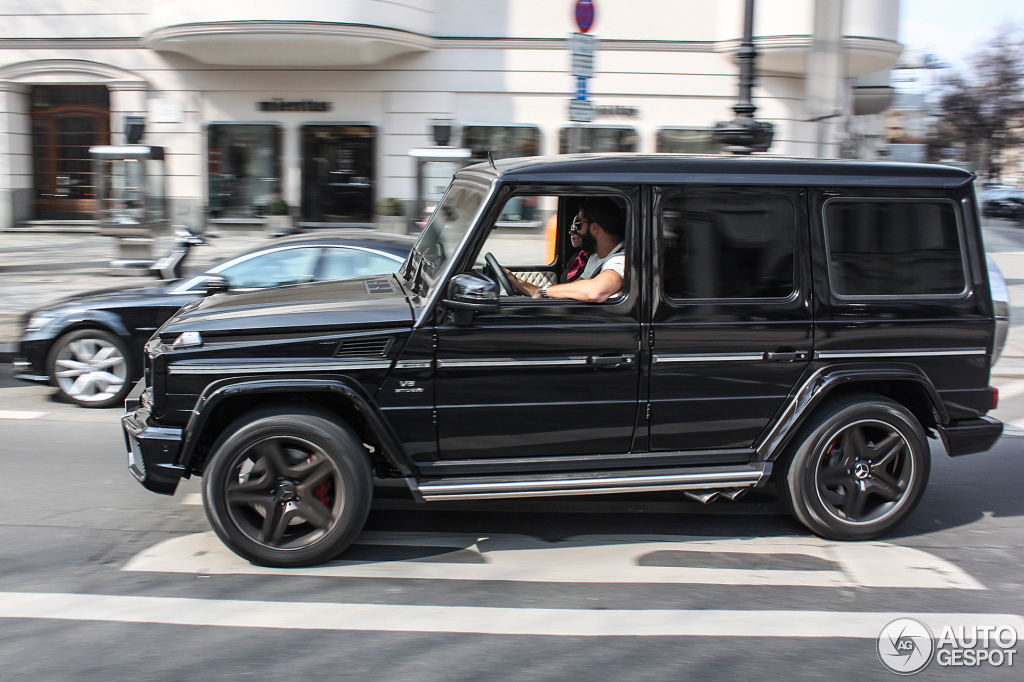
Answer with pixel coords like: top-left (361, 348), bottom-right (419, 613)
top-left (930, 27), bottom-right (1024, 176)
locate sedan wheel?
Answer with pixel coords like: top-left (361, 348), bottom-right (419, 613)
top-left (46, 329), bottom-right (131, 408)
top-left (203, 406), bottom-right (372, 567)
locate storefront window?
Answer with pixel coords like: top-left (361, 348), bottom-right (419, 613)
top-left (559, 126), bottom-right (637, 153)
top-left (301, 125), bottom-right (375, 223)
top-left (207, 124), bottom-right (282, 218)
top-left (656, 128), bottom-right (722, 154)
top-left (463, 125), bottom-right (541, 161)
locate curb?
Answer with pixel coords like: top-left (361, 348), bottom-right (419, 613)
top-left (0, 261), bottom-right (108, 274)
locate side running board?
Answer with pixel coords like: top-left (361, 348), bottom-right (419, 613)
top-left (407, 463), bottom-right (771, 502)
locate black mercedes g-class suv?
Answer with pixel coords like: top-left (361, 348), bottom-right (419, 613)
top-left (123, 155), bottom-right (1009, 567)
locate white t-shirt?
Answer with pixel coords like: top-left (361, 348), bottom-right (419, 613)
top-left (580, 242), bottom-right (625, 280)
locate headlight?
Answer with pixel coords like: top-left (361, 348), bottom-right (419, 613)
top-left (24, 314), bottom-right (56, 332)
top-left (171, 331), bottom-right (203, 349)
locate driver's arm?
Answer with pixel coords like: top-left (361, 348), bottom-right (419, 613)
top-left (533, 269), bottom-right (622, 303)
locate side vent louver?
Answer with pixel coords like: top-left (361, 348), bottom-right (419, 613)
top-left (365, 279), bottom-right (396, 295)
top-left (336, 337), bottom-right (393, 358)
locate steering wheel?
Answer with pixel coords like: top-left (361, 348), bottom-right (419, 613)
top-left (484, 252), bottom-right (516, 296)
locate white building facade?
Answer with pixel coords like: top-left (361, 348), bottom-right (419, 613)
top-left (0, 0), bottom-right (902, 231)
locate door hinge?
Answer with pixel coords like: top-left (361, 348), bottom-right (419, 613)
top-left (646, 403), bottom-right (651, 421)
top-left (432, 332), bottom-right (438, 351)
top-left (431, 409), bottom-right (438, 427)
top-left (648, 327), bottom-right (655, 348)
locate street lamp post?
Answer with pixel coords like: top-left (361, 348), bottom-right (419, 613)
top-left (713, 0), bottom-right (774, 154)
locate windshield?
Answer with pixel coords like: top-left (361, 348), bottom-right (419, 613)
top-left (411, 182), bottom-right (486, 286)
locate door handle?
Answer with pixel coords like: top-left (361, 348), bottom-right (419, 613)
top-left (588, 355), bottom-right (634, 367)
top-left (764, 350), bottom-right (809, 362)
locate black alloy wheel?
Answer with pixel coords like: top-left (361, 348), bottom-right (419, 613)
top-left (202, 406), bottom-right (372, 567)
top-left (778, 395), bottom-right (930, 541)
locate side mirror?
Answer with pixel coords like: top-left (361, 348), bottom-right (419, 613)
top-left (204, 274), bottom-right (231, 296)
top-left (442, 272), bottom-right (499, 326)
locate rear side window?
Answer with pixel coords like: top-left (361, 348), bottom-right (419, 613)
top-left (660, 193), bottom-right (795, 300)
top-left (824, 199), bottom-right (966, 297)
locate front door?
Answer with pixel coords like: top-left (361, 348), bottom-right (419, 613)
top-left (648, 185), bottom-right (813, 452)
top-left (434, 189), bottom-right (642, 460)
top-left (30, 85), bottom-right (110, 220)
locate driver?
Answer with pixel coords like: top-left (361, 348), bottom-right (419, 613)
top-left (505, 197), bottom-right (625, 303)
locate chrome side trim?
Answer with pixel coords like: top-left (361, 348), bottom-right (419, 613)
top-left (395, 360), bottom-right (432, 369)
top-left (653, 352), bottom-right (764, 363)
top-left (814, 348), bottom-right (987, 359)
top-left (754, 367), bottom-right (828, 460)
top-left (437, 356), bottom-right (591, 369)
top-left (168, 360), bottom-right (392, 375)
top-left (415, 465), bottom-right (769, 501)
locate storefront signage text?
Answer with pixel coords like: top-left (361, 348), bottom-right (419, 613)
top-left (257, 99), bottom-right (334, 112)
top-left (595, 105), bottom-right (639, 118)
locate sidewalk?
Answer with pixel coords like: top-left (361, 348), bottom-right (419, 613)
top-left (0, 230), bottom-right (269, 358)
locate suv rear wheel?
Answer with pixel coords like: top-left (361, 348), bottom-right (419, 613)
top-left (777, 395), bottom-right (930, 541)
top-left (202, 406), bottom-right (372, 567)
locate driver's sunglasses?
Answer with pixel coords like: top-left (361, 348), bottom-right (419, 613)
top-left (570, 218), bottom-right (586, 234)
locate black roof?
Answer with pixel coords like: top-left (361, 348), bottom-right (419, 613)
top-left (457, 154), bottom-right (975, 188)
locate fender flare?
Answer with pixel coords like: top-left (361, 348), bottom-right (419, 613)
top-left (754, 363), bottom-right (949, 462)
top-left (176, 376), bottom-right (417, 476)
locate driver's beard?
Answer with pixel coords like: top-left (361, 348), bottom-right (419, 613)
top-left (580, 230), bottom-right (598, 253)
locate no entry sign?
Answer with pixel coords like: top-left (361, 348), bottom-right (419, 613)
top-left (575, 0), bottom-right (595, 33)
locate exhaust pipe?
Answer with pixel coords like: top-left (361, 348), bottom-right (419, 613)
top-left (720, 488), bottom-right (747, 501)
top-left (685, 490), bottom-right (720, 504)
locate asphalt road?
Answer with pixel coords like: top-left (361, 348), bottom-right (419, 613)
top-left (2, 219), bottom-right (1024, 681)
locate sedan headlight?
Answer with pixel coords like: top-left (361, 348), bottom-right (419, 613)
top-left (24, 314), bottom-right (56, 332)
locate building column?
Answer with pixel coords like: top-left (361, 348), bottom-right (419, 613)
top-left (108, 81), bottom-right (149, 145)
top-left (0, 81), bottom-right (32, 230)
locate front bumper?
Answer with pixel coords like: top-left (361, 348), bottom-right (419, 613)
top-left (12, 338), bottom-right (51, 383)
top-left (122, 380), bottom-right (185, 495)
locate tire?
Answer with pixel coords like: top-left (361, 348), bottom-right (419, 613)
top-left (776, 394), bottom-right (930, 541)
top-left (46, 328), bottom-right (132, 408)
top-left (202, 406), bottom-right (373, 567)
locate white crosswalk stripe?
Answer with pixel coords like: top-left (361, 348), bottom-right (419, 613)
top-left (0, 410), bottom-right (48, 420)
top-left (0, 591), bottom-right (1019, 637)
top-left (123, 531), bottom-right (984, 590)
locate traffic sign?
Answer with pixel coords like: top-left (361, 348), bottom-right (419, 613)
top-left (569, 99), bottom-right (594, 122)
top-left (570, 32), bottom-right (596, 78)
top-left (575, 0), bottom-right (595, 33)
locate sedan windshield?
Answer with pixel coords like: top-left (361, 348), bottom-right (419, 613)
top-left (412, 182), bottom-right (486, 286)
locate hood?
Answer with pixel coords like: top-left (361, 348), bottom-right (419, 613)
top-left (31, 282), bottom-right (175, 315)
top-left (159, 275), bottom-right (413, 338)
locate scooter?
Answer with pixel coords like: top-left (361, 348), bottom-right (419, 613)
top-left (150, 229), bottom-right (210, 280)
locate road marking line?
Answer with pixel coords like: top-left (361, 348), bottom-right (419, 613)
top-left (122, 532), bottom-right (984, 590)
top-left (179, 493), bottom-right (202, 506)
top-left (0, 592), bottom-right (1018, 637)
top-left (0, 410), bottom-right (49, 420)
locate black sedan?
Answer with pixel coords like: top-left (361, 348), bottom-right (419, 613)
top-left (13, 230), bottom-right (414, 408)
top-left (981, 190), bottom-right (1024, 220)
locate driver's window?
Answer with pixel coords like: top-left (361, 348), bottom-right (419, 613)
top-left (475, 194), bottom-right (558, 270)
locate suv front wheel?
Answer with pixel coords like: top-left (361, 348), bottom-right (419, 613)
top-left (202, 406), bottom-right (373, 567)
top-left (777, 395), bottom-right (930, 541)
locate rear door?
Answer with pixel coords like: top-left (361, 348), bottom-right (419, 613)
top-left (647, 185), bottom-right (812, 452)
